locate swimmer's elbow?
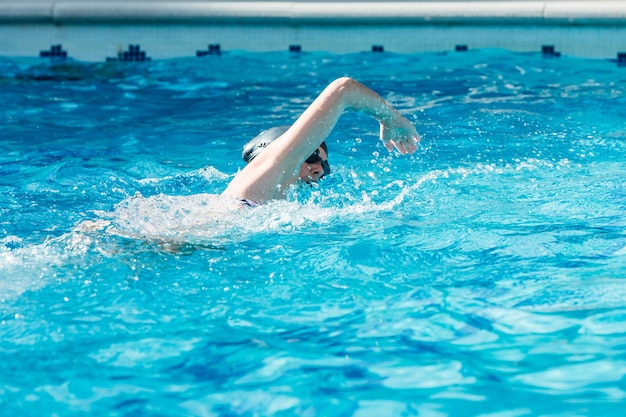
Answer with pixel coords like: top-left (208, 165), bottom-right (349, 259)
top-left (333, 76), bottom-right (355, 85)
top-left (323, 77), bottom-right (360, 109)
top-left (330, 77), bottom-right (357, 92)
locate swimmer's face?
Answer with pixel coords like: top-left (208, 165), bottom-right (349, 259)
top-left (298, 146), bottom-right (330, 183)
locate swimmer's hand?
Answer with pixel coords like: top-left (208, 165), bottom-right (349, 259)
top-left (380, 116), bottom-right (421, 155)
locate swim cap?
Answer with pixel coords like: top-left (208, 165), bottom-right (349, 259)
top-left (242, 125), bottom-right (290, 163)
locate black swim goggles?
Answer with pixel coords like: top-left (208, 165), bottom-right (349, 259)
top-left (305, 149), bottom-right (331, 179)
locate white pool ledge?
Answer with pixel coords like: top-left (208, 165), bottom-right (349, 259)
top-left (1, 2), bottom-right (625, 61)
top-left (1, 2), bottom-right (626, 25)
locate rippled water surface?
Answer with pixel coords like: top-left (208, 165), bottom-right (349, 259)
top-left (2, 50), bottom-right (626, 416)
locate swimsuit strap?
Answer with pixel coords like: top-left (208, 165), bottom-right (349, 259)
top-left (237, 198), bottom-right (259, 207)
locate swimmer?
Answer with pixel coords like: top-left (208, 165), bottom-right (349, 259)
top-left (77, 78), bottom-right (419, 242)
top-left (222, 77), bottom-right (420, 205)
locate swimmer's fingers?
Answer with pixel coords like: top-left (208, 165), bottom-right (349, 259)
top-left (395, 140), bottom-right (409, 154)
top-left (407, 134), bottom-right (421, 152)
top-left (383, 139), bottom-right (404, 154)
top-left (381, 117), bottom-right (421, 155)
top-left (398, 135), bottom-right (420, 154)
top-left (383, 139), bottom-right (407, 154)
top-left (384, 133), bottom-right (420, 155)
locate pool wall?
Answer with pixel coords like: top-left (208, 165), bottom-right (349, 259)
top-left (1, 1), bottom-right (626, 61)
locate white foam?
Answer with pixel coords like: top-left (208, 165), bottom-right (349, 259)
top-left (0, 232), bottom-right (93, 300)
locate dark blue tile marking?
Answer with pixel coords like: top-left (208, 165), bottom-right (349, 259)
top-left (197, 44), bottom-right (221, 56)
top-left (107, 44), bottom-right (151, 62)
top-left (40, 45), bottom-right (68, 61)
top-left (372, 45), bottom-right (384, 53)
top-left (542, 45), bottom-right (561, 58)
top-left (289, 44), bottom-right (302, 53)
top-left (455, 44), bottom-right (469, 52)
top-left (618, 52), bottom-right (626, 67)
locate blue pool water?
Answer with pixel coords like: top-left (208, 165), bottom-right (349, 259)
top-left (1, 49), bottom-right (626, 415)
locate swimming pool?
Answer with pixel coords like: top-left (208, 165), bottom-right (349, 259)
top-left (2, 49), bottom-right (626, 415)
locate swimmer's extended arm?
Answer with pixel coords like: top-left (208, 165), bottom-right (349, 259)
top-left (278, 77), bottom-right (420, 161)
top-left (222, 77), bottom-right (420, 202)
top-left (336, 77), bottom-right (421, 155)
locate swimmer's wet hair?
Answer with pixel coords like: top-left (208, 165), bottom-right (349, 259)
top-left (242, 125), bottom-right (328, 163)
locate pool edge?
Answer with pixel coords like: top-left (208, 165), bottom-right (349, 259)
top-left (1, 2), bottom-right (625, 61)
